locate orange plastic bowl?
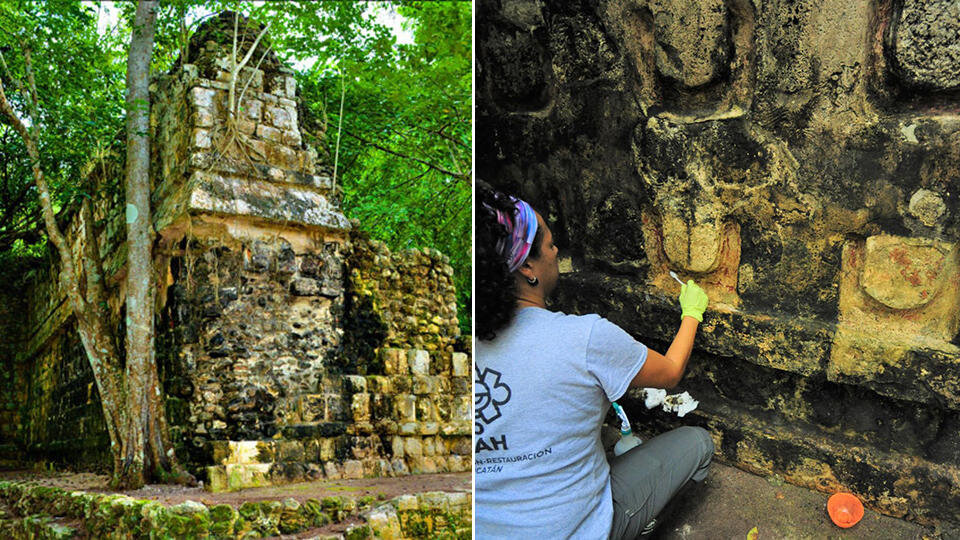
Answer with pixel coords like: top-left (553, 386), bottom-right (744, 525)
top-left (827, 493), bottom-right (864, 528)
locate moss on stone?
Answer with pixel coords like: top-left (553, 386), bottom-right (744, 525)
top-left (398, 508), bottom-right (468, 539)
top-left (208, 503), bottom-right (237, 537)
top-left (344, 523), bottom-right (372, 540)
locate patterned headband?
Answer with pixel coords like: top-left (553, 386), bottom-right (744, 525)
top-left (486, 197), bottom-right (538, 273)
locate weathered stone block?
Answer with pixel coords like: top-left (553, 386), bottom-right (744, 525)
top-left (454, 396), bottom-right (471, 421)
top-left (889, 0), bottom-right (960, 90)
top-left (362, 505), bottom-right (402, 539)
top-left (266, 106), bottom-right (294, 130)
top-left (319, 438), bottom-right (336, 461)
top-left (830, 236), bottom-right (960, 407)
top-left (206, 463), bottom-right (272, 492)
top-left (190, 86), bottom-right (216, 108)
top-left (366, 376), bottom-right (391, 394)
top-left (376, 419), bottom-right (398, 435)
top-left (187, 171), bottom-right (351, 230)
top-left (408, 349), bottom-right (430, 375)
top-left (412, 375), bottom-right (436, 395)
top-left (383, 349), bottom-right (408, 375)
top-left (210, 440), bottom-right (272, 465)
top-left (858, 236), bottom-right (954, 313)
top-left (343, 375), bottom-right (367, 393)
top-left (404, 437), bottom-right (422, 457)
top-left (407, 456), bottom-right (439, 475)
top-left (451, 352), bottom-right (469, 377)
top-left (192, 128), bottom-right (212, 149)
top-left (391, 436), bottom-right (404, 458)
top-left (352, 421), bottom-right (374, 435)
top-left (395, 394), bottom-right (416, 423)
top-left (390, 376), bottom-right (412, 395)
top-left (416, 397), bottom-right (438, 422)
top-left (256, 124), bottom-right (282, 143)
top-left (351, 393), bottom-right (370, 422)
top-left (194, 106), bottom-right (215, 127)
top-left (322, 461), bottom-right (342, 479)
top-left (282, 130), bottom-right (302, 147)
top-left (299, 394), bottom-right (324, 423)
top-left (446, 435), bottom-right (471, 456)
top-left (908, 189), bottom-right (947, 227)
top-left (342, 460), bottom-right (364, 479)
top-left (325, 395), bottom-right (349, 422)
top-left (277, 441), bottom-right (305, 462)
top-left (242, 99), bottom-right (262, 120)
top-left (291, 277), bottom-right (319, 296)
top-left (422, 436), bottom-right (436, 456)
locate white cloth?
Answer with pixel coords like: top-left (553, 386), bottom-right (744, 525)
top-left (475, 307), bottom-right (648, 539)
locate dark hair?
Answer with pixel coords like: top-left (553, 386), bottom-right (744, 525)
top-left (476, 183), bottom-right (542, 341)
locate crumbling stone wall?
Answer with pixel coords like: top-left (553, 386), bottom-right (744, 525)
top-left (0, 290), bottom-right (27, 467)
top-left (1, 12), bottom-right (470, 489)
top-left (341, 237), bottom-right (461, 374)
top-left (478, 0), bottom-right (959, 527)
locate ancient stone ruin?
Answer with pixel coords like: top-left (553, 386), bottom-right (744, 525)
top-left (478, 0), bottom-right (959, 528)
top-left (0, 13), bottom-right (470, 492)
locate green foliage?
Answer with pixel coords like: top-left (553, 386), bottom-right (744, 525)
top-left (0, 0), bottom-right (126, 289)
top-left (295, 2), bottom-right (473, 334)
top-left (0, 1), bottom-right (472, 332)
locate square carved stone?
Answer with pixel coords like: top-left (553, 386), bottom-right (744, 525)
top-left (829, 235), bottom-right (960, 405)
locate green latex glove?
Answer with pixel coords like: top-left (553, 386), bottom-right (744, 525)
top-left (679, 280), bottom-right (709, 322)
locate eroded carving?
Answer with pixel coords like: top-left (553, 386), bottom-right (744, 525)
top-left (830, 235), bottom-right (960, 405)
top-left (647, 0), bottom-right (730, 88)
top-left (887, 0), bottom-right (960, 91)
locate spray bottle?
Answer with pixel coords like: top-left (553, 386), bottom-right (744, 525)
top-left (612, 402), bottom-right (642, 456)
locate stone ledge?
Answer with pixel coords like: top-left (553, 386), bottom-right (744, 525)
top-left (0, 513), bottom-right (76, 540)
top-left (188, 170), bottom-right (350, 231)
top-left (354, 491), bottom-right (472, 540)
top-left (561, 271), bottom-right (960, 408)
top-left (0, 480), bottom-right (468, 539)
top-left (206, 454), bottom-right (471, 492)
top-left (637, 397), bottom-right (960, 527)
top-left (188, 152), bottom-right (334, 191)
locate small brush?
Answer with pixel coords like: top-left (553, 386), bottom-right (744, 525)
top-left (669, 270), bottom-right (685, 286)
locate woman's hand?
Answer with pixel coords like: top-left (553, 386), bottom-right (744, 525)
top-left (630, 281), bottom-right (706, 389)
top-left (679, 280), bottom-right (709, 322)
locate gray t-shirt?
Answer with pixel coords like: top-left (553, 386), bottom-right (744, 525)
top-left (475, 307), bottom-right (648, 539)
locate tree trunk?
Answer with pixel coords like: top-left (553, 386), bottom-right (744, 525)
top-left (0, 0), bottom-right (194, 489)
top-left (119, 0), bottom-right (190, 489)
top-left (120, 0), bottom-right (193, 488)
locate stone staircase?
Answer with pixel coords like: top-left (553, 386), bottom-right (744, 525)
top-left (204, 348), bottom-right (472, 491)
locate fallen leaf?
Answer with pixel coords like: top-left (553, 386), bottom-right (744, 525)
top-left (747, 525), bottom-right (759, 540)
top-left (775, 492), bottom-right (784, 500)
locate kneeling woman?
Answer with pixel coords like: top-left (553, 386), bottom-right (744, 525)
top-left (474, 186), bottom-right (715, 539)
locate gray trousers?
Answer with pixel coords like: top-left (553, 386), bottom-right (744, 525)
top-left (608, 426), bottom-right (715, 540)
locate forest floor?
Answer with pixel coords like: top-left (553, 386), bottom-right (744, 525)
top-left (654, 462), bottom-right (950, 540)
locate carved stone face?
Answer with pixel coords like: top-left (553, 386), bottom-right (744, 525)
top-left (647, 0), bottom-right (731, 88)
top-left (633, 114), bottom-right (789, 306)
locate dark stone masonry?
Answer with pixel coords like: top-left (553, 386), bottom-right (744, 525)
top-left (0, 12), bottom-right (469, 492)
top-left (478, 0), bottom-right (959, 528)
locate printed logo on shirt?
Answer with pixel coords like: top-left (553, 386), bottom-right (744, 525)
top-left (474, 366), bottom-right (511, 436)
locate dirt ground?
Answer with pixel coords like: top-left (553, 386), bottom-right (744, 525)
top-left (0, 470), bottom-right (470, 508)
top-left (653, 462), bottom-right (950, 540)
